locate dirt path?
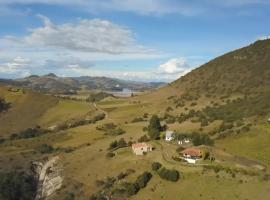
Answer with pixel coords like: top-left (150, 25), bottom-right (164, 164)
top-left (93, 102), bottom-right (114, 122)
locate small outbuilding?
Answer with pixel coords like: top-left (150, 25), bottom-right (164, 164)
top-left (132, 143), bottom-right (152, 155)
top-left (178, 138), bottom-right (190, 145)
top-left (165, 131), bottom-right (174, 141)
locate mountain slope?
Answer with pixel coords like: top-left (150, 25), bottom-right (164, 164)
top-left (172, 39), bottom-right (270, 96)
top-left (135, 39), bottom-right (270, 133)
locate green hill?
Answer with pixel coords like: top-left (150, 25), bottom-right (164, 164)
top-left (173, 39), bottom-right (270, 96)
top-left (0, 86), bottom-right (58, 136)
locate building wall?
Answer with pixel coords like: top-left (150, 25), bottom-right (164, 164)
top-left (133, 146), bottom-right (152, 155)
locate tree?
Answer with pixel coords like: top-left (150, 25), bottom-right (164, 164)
top-left (118, 138), bottom-right (127, 148)
top-left (148, 128), bottom-right (160, 140)
top-left (148, 115), bottom-right (162, 140)
top-left (0, 98), bottom-right (9, 113)
top-left (0, 171), bottom-right (37, 200)
top-left (149, 115), bottom-right (162, 131)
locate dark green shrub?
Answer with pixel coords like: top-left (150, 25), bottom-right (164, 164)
top-left (152, 162), bottom-right (162, 171)
top-left (135, 172), bottom-right (152, 189)
top-left (158, 167), bottom-right (180, 182)
top-left (125, 183), bottom-right (139, 196)
top-left (131, 117), bottom-right (144, 123)
top-left (37, 144), bottom-right (54, 154)
top-left (87, 92), bottom-right (113, 102)
top-left (0, 171), bottom-right (37, 200)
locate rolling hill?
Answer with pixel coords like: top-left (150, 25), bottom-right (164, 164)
top-left (0, 74), bottom-right (166, 94)
top-left (0, 39), bottom-right (270, 200)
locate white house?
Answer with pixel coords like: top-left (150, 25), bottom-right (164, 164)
top-left (165, 131), bottom-right (174, 141)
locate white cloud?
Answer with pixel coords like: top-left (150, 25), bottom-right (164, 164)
top-left (62, 57), bottom-right (194, 82)
top-left (0, 56), bottom-right (31, 76)
top-left (4, 15), bottom-right (152, 54)
top-left (258, 35), bottom-right (270, 41)
top-left (0, 16), bottom-right (163, 78)
top-left (159, 58), bottom-right (191, 74)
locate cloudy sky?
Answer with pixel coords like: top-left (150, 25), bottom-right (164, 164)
top-left (0, 0), bottom-right (269, 82)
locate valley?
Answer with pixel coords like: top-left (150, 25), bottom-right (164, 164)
top-left (1, 40), bottom-right (270, 200)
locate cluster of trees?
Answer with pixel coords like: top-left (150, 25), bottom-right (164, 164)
top-left (163, 113), bottom-right (177, 124)
top-left (0, 98), bottom-right (10, 113)
top-left (91, 170), bottom-right (152, 200)
top-left (9, 127), bottom-right (48, 140)
top-left (191, 132), bottom-right (214, 146)
top-left (152, 162), bottom-right (180, 182)
top-left (123, 172), bottom-right (152, 196)
top-left (108, 138), bottom-right (127, 151)
top-left (96, 123), bottom-right (126, 136)
top-left (86, 92), bottom-right (113, 102)
top-left (59, 113), bottom-right (106, 130)
top-left (0, 171), bottom-right (37, 200)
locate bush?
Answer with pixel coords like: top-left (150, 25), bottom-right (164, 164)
top-left (108, 138), bottom-right (127, 151)
top-left (152, 162), bottom-right (162, 171)
top-left (158, 167), bottom-right (180, 182)
top-left (87, 92), bottom-right (113, 102)
top-left (0, 138), bottom-right (5, 144)
top-left (125, 183), bottom-right (139, 196)
top-left (117, 172), bottom-right (127, 180)
top-left (0, 171), bottom-right (37, 200)
top-left (106, 152), bottom-right (115, 158)
top-left (37, 144), bottom-right (54, 154)
top-left (131, 117), bottom-right (144, 123)
top-left (138, 135), bottom-right (149, 142)
top-left (10, 127), bottom-right (48, 140)
top-left (0, 98), bottom-right (10, 113)
top-left (97, 123), bottom-right (125, 136)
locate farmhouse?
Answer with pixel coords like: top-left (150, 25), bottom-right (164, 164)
top-left (165, 131), bottom-right (174, 141)
top-left (132, 143), bottom-right (152, 155)
top-left (180, 147), bottom-right (202, 164)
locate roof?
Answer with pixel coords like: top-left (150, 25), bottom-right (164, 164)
top-left (181, 148), bottom-right (202, 157)
top-left (132, 142), bottom-right (151, 149)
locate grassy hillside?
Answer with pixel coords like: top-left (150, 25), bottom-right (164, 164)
top-left (1, 40), bottom-right (270, 200)
top-left (0, 86), bottom-right (58, 136)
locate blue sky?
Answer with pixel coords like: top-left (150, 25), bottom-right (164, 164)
top-left (0, 0), bottom-right (269, 82)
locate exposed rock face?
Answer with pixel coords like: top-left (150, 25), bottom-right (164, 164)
top-left (33, 156), bottom-right (63, 200)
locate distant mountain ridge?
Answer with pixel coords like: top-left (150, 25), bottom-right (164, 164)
top-left (0, 74), bottom-right (166, 94)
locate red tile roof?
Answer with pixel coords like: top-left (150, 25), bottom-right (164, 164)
top-left (132, 142), bottom-right (151, 149)
top-left (181, 148), bottom-right (202, 157)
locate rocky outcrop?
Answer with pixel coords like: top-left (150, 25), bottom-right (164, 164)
top-left (32, 156), bottom-right (63, 200)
